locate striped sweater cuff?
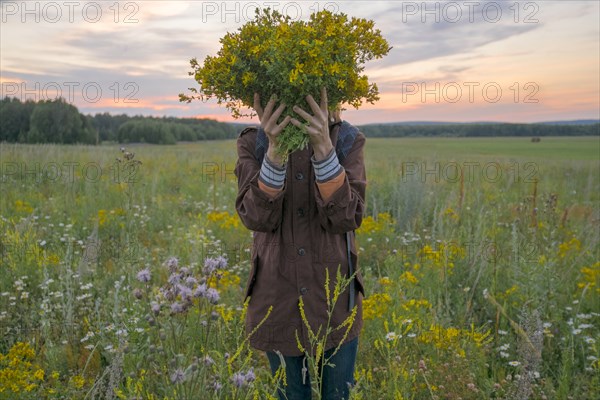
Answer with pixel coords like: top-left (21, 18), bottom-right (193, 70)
top-left (258, 154), bottom-right (287, 189)
top-left (311, 148), bottom-right (343, 183)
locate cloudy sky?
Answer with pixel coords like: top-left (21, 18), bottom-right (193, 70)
top-left (1, 0), bottom-right (599, 124)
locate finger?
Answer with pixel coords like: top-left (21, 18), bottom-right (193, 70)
top-left (290, 118), bottom-right (318, 136)
top-left (293, 105), bottom-right (315, 124)
top-left (263, 94), bottom-right (277, 120)
top-left (270, 102), bottom-right (287, 123)
top-left (254, 93), bottom-right (263, 119)
top-left (275, 116), bottom-right (292, 132)
top-left (320, 86), bottom-right (327, 113)
top-left (305, 94), bottom-right (322, 117)
top-left (290, 118), bottom-right (307, 131)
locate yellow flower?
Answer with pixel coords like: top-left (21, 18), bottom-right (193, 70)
top-left (70, 375), bottom-right (85, 389)
top-left (328, 62), bottom-right (341, 74)
top-left (378, 277), bottom-right (393, 286)
top-left (558, 237), bottom-right (581, 258)
top-left (363, 293), bottom-right (392, 319)
top-left (33, 369), bottom-right (44, 381)
top-left (242, 71), bottom-right (256, 86)
top-left (400, 271), bottom-right (419, 284)
top-left (15, 200), bottom-right (34, 213)
top-left (98, 209), bottom-right (107, 226)
top-left (208, 270), bottom-right (241, 289)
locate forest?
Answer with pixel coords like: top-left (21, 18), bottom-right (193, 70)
top-left (1, 97), bottom-right (598, 145)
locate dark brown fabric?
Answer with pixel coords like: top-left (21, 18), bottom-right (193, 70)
top-left (234, 124), bottom-right (367, 356)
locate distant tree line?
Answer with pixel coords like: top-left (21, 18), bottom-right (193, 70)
top-left (2, 97), bottom-right (598, 145)
top-left (95, 113), bottom-right (238, 144)
top-left (0, 97), bottom-right (97, 144)
top-left (358, 123), bottom-right (599, 137)
top-left (0, 97), bottom-right (237, 145)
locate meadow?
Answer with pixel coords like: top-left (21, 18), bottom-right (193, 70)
top-left (0, 136), bottom-right (598, 399)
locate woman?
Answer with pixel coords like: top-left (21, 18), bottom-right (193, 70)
top-left (234, 87), bottom-right (367, 400)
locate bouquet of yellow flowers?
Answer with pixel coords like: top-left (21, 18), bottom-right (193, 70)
top-left (180, 8), bottom-right (391, 157)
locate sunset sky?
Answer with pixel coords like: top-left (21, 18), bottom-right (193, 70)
top-left (1, 0), bottom-right (599, 125)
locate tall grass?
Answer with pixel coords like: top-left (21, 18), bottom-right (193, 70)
top-left (0, 137), bottom-right (598, 399)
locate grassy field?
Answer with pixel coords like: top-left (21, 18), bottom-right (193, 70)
top-left (0, 136), bottom-right (598, 399)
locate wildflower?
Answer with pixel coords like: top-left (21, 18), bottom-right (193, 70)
top-left (508, 361), bottom-right (521, 367)
top-left (205, 288), bottom-right (220, 304)
top-left (203, 256), bottom-right (227, 275)
top-left (194, 283), bottom-right (207, 298)
top-left (176, 284), bottom-right (193, 301)
top-left (385, 332), bottom-right (398, 341)
top-left (232, 372), bottom-right (246, 388)
top-left (165, 256), bottom-right (179, 271)
top-left (212, 381), bottom-right (223, 391)
top-left (216, 255), bottom-right (228, 269)
top-left (168, 272), bottom-right (182, 285)
top-left (170, 368), bottom-right (185, 384)
top-left (133, 288), bottom-right (143, 300)
top-left (185, 276), bottom-right (198, 286)
top-left (136, 268), bottom-right (151, 283)
top-left (170, 302), bottom-right (185, 314)
top-left (181, 8), bottom-right (391, 157)
top-left (76, 293), bottom-right (92, 301)
top-left (203, 355), bottom-right (215, 366)
top-left (245, 368), bottom-right (256, 383)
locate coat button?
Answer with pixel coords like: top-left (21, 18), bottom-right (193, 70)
top-left (298, 248), bottom-right (306, 256)
top-left (295, 172), bottom-right (304, 180)
top-left (300, 287), bottom-right (308, 295)
top-left (297, 208), bottom-right (304, 216)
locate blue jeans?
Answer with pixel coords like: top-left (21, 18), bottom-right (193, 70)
top-left (265, 337), bottom-right (359, 400)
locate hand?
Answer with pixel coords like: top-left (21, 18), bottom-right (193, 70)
top-left (290, 87), bottom-right (333, 161)
top-left (254, 93), bottom-right (291, 166)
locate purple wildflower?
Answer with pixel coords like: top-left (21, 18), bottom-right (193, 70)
top-left (170, 302), bottom-right (185, 314)
top-left (136, 268), bottom-right (151, 283)
top-left (215, 255), bottom-right (228, 269)
top-left (212, 381), bottom-right (222, 391)
top-left (185, 276), bottom-right (198, 286)
top-left (203, 355), bottom-right (214, 366)
top-left (151, 302), bottom-right (160, 315)
top-left (193, 283), bottom-right (207, 298)
top-left (176, 284), bottom-right (193, 302)
top-left (205, 288), bottom-right (220, 304)
top-left (203, 257), bottom-right (219, 275)
top-left (133, 288), bottom-right (143, 300)
top-left (170, 368), bottom-right (185, 384)
top-left (164, 256), bottom-right (179, 272)
top-left (168, 272), bottom-right (181, 285)
top-left (232, 371), bottom-right (246, 388)
top-left (245, 368), bottom-right (256, 383)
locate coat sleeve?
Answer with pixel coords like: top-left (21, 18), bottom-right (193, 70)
top-left (313, 131), bottom-right (367, 234)
top-left (234, 129), bottom-right (286, 232)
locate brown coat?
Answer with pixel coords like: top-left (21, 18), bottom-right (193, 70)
top-left (234, 123), bottom-right (367, 356)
